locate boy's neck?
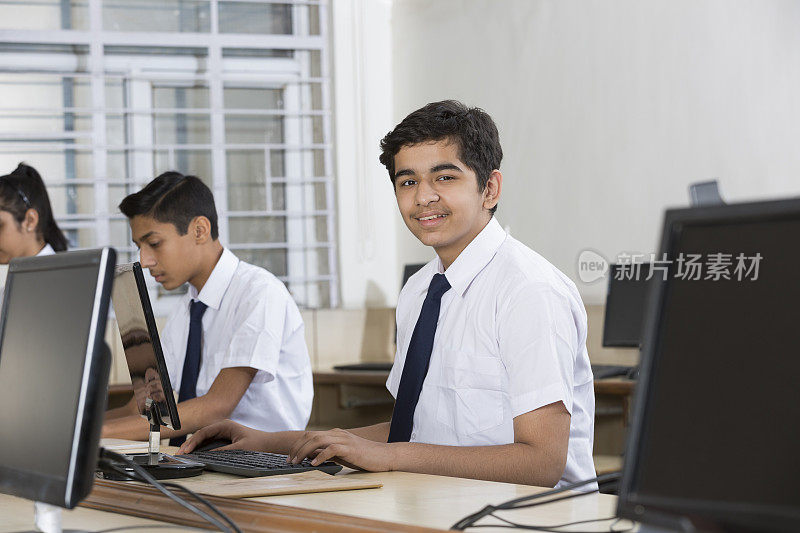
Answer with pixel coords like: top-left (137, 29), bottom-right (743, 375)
top-left (436, 217), bottom-right (492, 271)
top-left (188, 241), bottom-right (224, 294)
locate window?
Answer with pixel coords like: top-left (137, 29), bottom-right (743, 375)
top-left (0, 0), bottom-right (337, 309)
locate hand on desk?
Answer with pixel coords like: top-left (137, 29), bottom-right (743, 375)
top-left (288, 428), bottom-right (396, 472)
top-left (178, 419), bottom-right (268, 454)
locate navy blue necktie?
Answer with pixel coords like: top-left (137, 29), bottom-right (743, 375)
top-left (388, 273), bottom-right (451, 443)
top-left (170, 299), bottom-right (207, 446)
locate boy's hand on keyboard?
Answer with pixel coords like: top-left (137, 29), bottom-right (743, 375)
top-left (177, 420), bottom-right (263, 455)
top-left (287, 428), bottom-right (395, 472)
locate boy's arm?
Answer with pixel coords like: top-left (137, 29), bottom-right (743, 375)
top-left (104, 395), bottom-right (139, 420)
top-left (287, 401), bottom-right (570, 487)
top-left (102, 366), bottom-right (257, 440)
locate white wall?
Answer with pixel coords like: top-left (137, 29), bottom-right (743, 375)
top-left (331, 0), bottom-right (402, 308)
top-left (391, 0), bottom-right (800, 304)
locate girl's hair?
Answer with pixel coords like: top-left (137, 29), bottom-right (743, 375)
top-left (0, 163), bottom-right (68, 252)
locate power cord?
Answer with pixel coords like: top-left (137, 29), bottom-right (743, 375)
top-left (451, 472), bottom-right (624, 531)
top-left (97, 448), bottom-right (241, 533)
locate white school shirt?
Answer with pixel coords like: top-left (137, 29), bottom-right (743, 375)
top-left (0, 243), bottom-right (55, 305)
top-left (160, 248), bottom-right (313, 432)
top-left (387, 218), bottom-right (596, 489)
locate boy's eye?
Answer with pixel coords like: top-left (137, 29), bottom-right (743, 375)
top-left (437, 175), bottom-right (454, 181)
top-left (148, 241), bottom-right (161, 248)
top-left (399, 179), bottom-right (416, 187)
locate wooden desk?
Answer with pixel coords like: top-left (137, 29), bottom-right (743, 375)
top-left (0, 440), bottom-right (621, 532)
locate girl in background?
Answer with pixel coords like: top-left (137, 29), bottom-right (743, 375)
top-left (0, 162), bottom-right (67, 264)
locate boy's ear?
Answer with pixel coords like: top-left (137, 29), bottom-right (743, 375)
top-left (190, 216), bottom-right (213, 244)
top-left (483, 170), bottom-right (503, 211)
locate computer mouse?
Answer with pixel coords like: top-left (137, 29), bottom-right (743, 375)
top-left (194, 438), bottom-right (232, 452)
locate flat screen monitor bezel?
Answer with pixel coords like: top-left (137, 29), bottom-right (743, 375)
top-left (112, 262), bottom-right (181, 430)
top-left (0, 248), bottom-right (115, 509)
top-left (617, 198), bottom-right (800, 532)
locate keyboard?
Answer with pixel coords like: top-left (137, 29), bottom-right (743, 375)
top-left (184, 449), bottom-right (343, 477)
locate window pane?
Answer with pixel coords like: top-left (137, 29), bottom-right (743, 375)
top-left (62, 226), bottom-right (95, 249)
top-left (308, 5), bottom-right (321, 36)
top-left (270, 149), bottom-right (285, 177)
top-left (49, 184), bottom-right (94, 217)
top-left (225, 115), bottom-right (283, 144)
top-left (175, 149), bottom-right (212, 180)
top-left (0, 1), bottom-right (88, 31)
top-left (229, 216), bottom-right (286, 243)
top-left (107, 151), bottom-right (129, 181)
top-left (153, 115), bottom-right (211, 145)
top-left (106, 114), bottom-right (127, 146)
top-left (218, 2), bottom-right (292, 35)
top-left (271, 183), bottom-right (285, 211)
top-left (224, 87), bottom-right (282, 110)
top-left (104, 0), bottom-right (210, 32)
top-left (316, 248), bottom-right (330, 276)
top-left (288, 280), bottom-right (330, 309)
top-left (110, 219), bottom-right (131, 250)
top-left (153, 86), bottom-right (209, 109)
top-left (153, 150), bottom-right (212, 188)
top-left (226, 150), bottom-right (266, 211)
top-left (279, 182), bottom-right (327, 211)
top-left (108, 184), bottom-right (139, 213)
top-left (233, 248), bottom-right (287, 277)
top-left (0, 150), bottom-right (92, 182)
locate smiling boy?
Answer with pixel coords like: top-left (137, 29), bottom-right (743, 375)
top-left (103, 172), bottom-right (313, 443)
top-left (181, 101), bottom-right (595, 488)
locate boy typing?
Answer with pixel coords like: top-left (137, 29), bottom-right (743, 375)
top-left (180, 102), bottom-right (595, 488)
top-left (104, 172), bottom-right (313, 443)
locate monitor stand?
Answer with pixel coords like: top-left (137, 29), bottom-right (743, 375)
top-left (104, 406), bottom-right (204, 481)
top-left (11, 501), bottom-right (90, 533)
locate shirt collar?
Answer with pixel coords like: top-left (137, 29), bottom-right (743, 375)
top-left (36, 243), bottom-right (55, 257)
top-left (189, 248), bottom-right (239, 310)
top-left (419, 217), bottom-right (508, 297)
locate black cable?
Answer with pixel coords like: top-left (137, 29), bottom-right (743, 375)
top-left (97, 455), bottom-right (239, 533)
top-left (465, 512), bottom-right (635, 532)
top-left (98, 449), bottom-right (240, 533)
top-left (451, 472), bottom-right (621, 530)
top-left (96, 456), bottom-right (240, 533)
top-left (97, 457), bottom-right (234, 532)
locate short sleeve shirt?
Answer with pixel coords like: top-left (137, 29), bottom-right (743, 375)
top-left (387, 218), bottom-right (596, 489)
top-left (161, 248), bottom-right (313, 432)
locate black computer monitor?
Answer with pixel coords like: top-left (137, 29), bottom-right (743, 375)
top-left (603, 263), bottom-right (654, 347)
top-left (402, 263), bottom-right (426, 289)
top-left (618, 199), bottom-right (800, 532)
top-left (112, 262), bottom-right (180, 429)
top-left (0, 248), bottom-right (115, 509)
top-left (109, 262), bottom-right (203, 479)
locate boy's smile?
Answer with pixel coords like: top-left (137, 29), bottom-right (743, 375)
top-left (393, 140), bottom-right (501, 269)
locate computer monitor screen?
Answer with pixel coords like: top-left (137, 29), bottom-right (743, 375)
top-left (0, 249), bottom-right (115, 508)
top-left (618, 200), bottom-right (800, 532)
top-left (602, 263), bottom-right (654, 347)
top-left (111, 263), bottom-right (179, 429)
top-left (402, 263), bottom-right (426, 289)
